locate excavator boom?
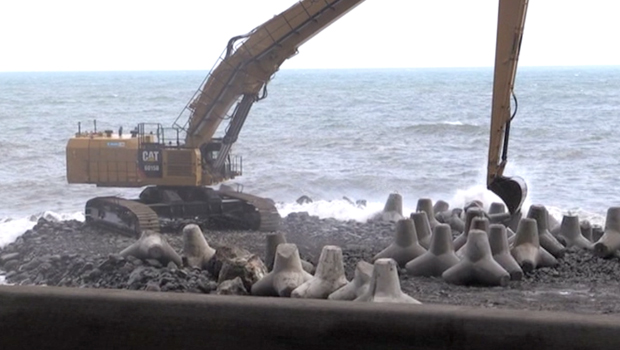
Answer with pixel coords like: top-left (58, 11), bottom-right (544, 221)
top-left (178, 0), bottom-right (366, 151)
top-left (487, 0), bottom-right (529, 214)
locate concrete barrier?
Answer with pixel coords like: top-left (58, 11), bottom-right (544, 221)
top-left (1, 285), bottom-right (619, 350)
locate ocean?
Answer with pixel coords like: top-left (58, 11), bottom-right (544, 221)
top-left (1, 67), bottom-right (619, 247)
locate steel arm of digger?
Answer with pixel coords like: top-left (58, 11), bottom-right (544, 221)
top-left (181, 0), bottom-right (365, 150)
top-left (487, 0), bottom-right (529, 214)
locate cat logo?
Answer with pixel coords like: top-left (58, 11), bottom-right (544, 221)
top-left (142, 150), bottom-right (160, 162)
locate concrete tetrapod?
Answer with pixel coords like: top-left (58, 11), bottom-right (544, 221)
top-left (510, 218), bottom-right (558, 273)
top-left (456, 217), bottom-right (490, 258)
top-left (488, 202), bottom-right (506, 215)
top-left (580, 220), bottom-right (594, 242)
top-left (291, 245), bottom-right (348, 299)
top-left (373, 218), bottom-right (426, 267)
top-left (120, 230), bottom-right (182, 267)
top-left (355, 258), bottom-right (421, 304)
top-left (527, 205), bottom-right (566, 259)
top-left (405, 224), bottom-right (459, 277)
top-left (558, 215), bottom-right (592, 250)
top-left (181, 224), bottom-right (216, 269)
top-left (265, 232), bottom-right (286, 271)
top-left (432, 199), bottom-right (450, 220)
top-left (373, 193), bottom-right (404, 222)
top-left (416, 198), bottom-right (440, 230)
top-left (328, 260), bottom-right (373, 301)
top-left (447, 209), bottom-right (466, 233)
top-left (453, 208), bottom-right (485, 251)
top-left (593, 207), bottom-right (620, 258)
top-left (410, 211), bottom-right (432, 249)
top-left (486, 201), bottom-right (512, 225)
top-left (488, 224), bottom-right (523, 281)
top-left (506, 210), bottom-right (522, 232)
top-left (442, 230), bottom-right (510, 287)
top-left (251, 243), bottom-right (312, 297)
top-left (264, 233), bottom-right (314, 274)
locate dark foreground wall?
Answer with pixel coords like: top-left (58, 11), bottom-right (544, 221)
top-left (0, 285), bottom-right (619, 350)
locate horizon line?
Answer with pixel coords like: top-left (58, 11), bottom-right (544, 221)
top-left (1, 64), bottom-right (619, 74)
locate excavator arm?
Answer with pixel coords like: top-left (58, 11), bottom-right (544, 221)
top-left (487, 0), bottom-right (529, 214)
top-left (176, 0), bottom-right (365, 171)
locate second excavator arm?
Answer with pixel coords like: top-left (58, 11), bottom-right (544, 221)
top-left (174, 0), bottom-right (365, 174)
top-left (487, 0), bottom-right (529, 214)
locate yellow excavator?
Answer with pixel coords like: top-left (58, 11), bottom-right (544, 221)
top-left (66, 0), bottom-right (527, 237)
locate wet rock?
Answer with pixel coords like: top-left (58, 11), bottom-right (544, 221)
top-left (296, 195), bottom-right (313, 205)
top-left (20, 258), bottom-right (42, 271)
top-left (206, 245), bottom-right (253, 278)
top-left (0, 252), bottom-right (20, 265)
top-left (3, 260), bottom-right (20, 272)
top-left (218, 254), bottom-right (267, 292)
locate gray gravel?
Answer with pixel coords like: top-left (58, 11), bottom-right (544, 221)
top-left (1, 213), bottom-right (620, 316)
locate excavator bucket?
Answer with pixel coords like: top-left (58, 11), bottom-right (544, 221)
top-left (488, 176), bottom-right (528, 214)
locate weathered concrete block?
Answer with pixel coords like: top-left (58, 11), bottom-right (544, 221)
top-left (355, 259), bottom-right (421, 304)
top-left (594, 207), bottom-right (620, 258)
top-left (410, 211), bottom-right (432, 249)
top-left (453, 207), bottom-right (485, 251)
top-left (442, 230), bottom-right (510, 287)
top-left (265, 232), bottom-right (287, 271)
top-left (558, 215), bottom-right (592, 250)
top-left (182, 224), bottom-right (215, 269)
top-left (489, 224), bottom-right (523, 281)
top-left (120, 230), bottom-right (182, 267)
top-left (527, 205), bottom-right (566, 259)
top-left (292, 245), bottom-right (348, 299)
top-left (373, 218), bottom-right (426, 267)
top-left (405, 224), bottom-right (459, 277)
top-left (328, 260), bottom-right (373, 301)
top-left (510, 218), bottom-right (558, 273)
top-left (251, 244), bottom-right (312, 297)
top-left (372, 193), bottom-right (404, 222)
top-left (416, 198), bottom-right (440, 230)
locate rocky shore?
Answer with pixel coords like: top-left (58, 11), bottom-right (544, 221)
top-left (2, 210), bottom-right (620, 315)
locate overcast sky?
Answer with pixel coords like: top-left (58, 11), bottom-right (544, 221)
top-left (1, 0), bottom-right (619, 72)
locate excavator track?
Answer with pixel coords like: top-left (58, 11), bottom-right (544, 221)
top-left (217, 190), bottom-right (282, 232)
top-left (85, 197), bottom-right (160, 238)
top-left (85, 189), bottom-right (281, 237)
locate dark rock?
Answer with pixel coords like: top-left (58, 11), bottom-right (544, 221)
top-left (3, 260), bottom-right (20, 272)
top-left (0, 252), bottom-right (20, 264)
top-left (145, 282), bottom-right (161, 292)
top-left (146, 259), bottom-right (163, 268)
top-left (20, 258), bottom-right (42, 271)
top-left (206, 245), bottom-right (253, 278)
top-left (216, 277), bottom-right (248, 295)
top-left (296, 195), bottom-right (313, 205)
top-left (197, 280), bottom-right (218, 294)
top-left (218, 254), bottom-right (267, 291)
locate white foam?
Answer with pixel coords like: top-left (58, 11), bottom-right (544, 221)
top-left (276, 198), bottom-right (415, 222)
top-left (546, 206), bottom-right (605, 227)
top-left (447, 184), bottom-right (518, 212)
top-left (0, 211), bottom-right (84, 249)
